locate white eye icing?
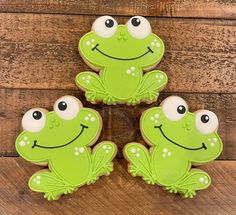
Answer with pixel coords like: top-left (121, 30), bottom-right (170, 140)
top-left (126, 16), bottom-right (152, 39)
top-left (195, 110), bottom-right (219, 134)
top-left (162, 96), bottom-right (188, 121)
top-left (22, 108), bottom-right (47, 133)
top-left (54, 96), bottom-right (82, 120)
top-left (92, 16), bottom-right (118, 38)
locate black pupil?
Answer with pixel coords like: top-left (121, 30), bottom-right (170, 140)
top-left (131, 17), bottom-right (141, 27)
top-left (177, 105), bottom-right (186, 114)
top-left (201, 114), bottom-right (209, 123)
top-left (58, 101), bottom-right (67, 111)
top-left (105, 19), bottom-right (114, 28)
top-left (32, 111), bottom-right (42, 120)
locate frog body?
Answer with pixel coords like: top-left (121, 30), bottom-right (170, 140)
top-left (16, 96), bottom-right (117, 200)
top-left (124, 96), bottom-right (223, 198)
top-left (76, 16), bottom-right (167, 105)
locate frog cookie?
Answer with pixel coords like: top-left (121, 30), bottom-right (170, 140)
top-left (124, 96), bottom-right (223, 198)
top-left (15, 96), bottom-right (117, 200)
top-left (76, 15), bottom-right (167, 105)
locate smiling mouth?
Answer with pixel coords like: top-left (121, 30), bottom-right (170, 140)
top-left (32, 124), bottom-right (88, 149)
top-left (154, 124), bottom-right (207, 151)
top-left (91, 43), bottom-right (153, 60)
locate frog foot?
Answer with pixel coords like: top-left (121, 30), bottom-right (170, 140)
top-left (124, 143), bottom-right (156, 185)
top-left (29, 171), bottom-right (74, 201)
top-left (76, 71), bottom-right (107, 103)
top-left (127, 96), bottom-right (140, 106)
top-left (164, 185), bottom-right (178, 194)
top-left (103, 94), bottom-right (116, 105)
top-left (175, 170), bottom-right (211, 198)
top-left (88, 141), bottom-right (117, 183)
top-left (137, 70), bottom-right (168, 103)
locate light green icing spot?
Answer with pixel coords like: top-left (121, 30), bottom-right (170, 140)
top-left (76, 17), bottom-right (167, 105)
top-left (15, 98), bottom-right (117, 201)
top-left (124, 96), bottom-right (223, 198)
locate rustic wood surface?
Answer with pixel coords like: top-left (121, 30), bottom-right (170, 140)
top-left (0, 0), bottom-right (236, 214)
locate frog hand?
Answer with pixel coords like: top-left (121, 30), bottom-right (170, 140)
top-left (124, 143), bottom-right (156, 185)
top-left (137, 70), bottom-right (168, 103)
top-left (29, 171), bottom-right (76, 201)
top-left (173, 170), bottom-right (211, 198)
top-left (88, 141), bottom-right (117, 184)
top-left (76, 72), bottom-right (107, 104)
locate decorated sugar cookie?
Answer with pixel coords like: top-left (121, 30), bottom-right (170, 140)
top-left (124, 96), bottom-right (223, 198)
top-left (76, 16), bottom-right (167, 105)
top-left (15, 96), bottom-right (117, 200)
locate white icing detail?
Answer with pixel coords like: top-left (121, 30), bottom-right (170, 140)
top-left (156, 43), bottom-right (160, 47)
top-left (162, 154), bottom-right (166, 157)
top-left (205, 179), bottom-right (208, 184)
top-left (54, 96), bottom-right (81, 120)
top-left (150, 116), bottom-right (154, 121)
top-left (34, 176), bottom-right (41, 185)
top-left (199, 177), bottom-right (204, 182)
top-left (126, 69), bottom-right (131, 74)
top-left (155, 74), bottom-right (159, 78)
top-left (82, 76), bottom-right (85, 80)
top-left (86, 41), bottom-right (91, 46)
top-left (160, 75), bottom-right (164, 79)
top-left (92, 44), bottom-right (95, 48)
top-left (87, 75), bottom-right (91, 79)
top-left (36, 176), bottom-right (41, 179)
top-left (154, 120), bottom-right (158, 123)
top-left (136, 153), bottom-right (140, 157)
top-left (158, 80), bottom-right (161, 83)
top-left (85, 116), bottom-right (89, 121)
top-left (84, 113), bottom-right (96, 122)
top-left (91, 117), bottom-right (96, 122)
top-left (151, 42), bottom-right (155, 46)
top-left (75, 147), bottom-right (79, 151)
top-left (79, 147), bottom-right (85, 153)
top-left (36, 181), bottom-right (41, 184)
top-left (103, 145), bottom-right (107, 149)
top-left (162, 96), bottom-right (188, 121)
top-left (131, 67), bottom-right (135, 71)
top-left (195, 110), bottom-right (219, 134)
top-left (88, 114), bottom-right (92, 117)
top-left (91, 39), bottom-right (95, 43)
top-left (105, 150), bottom-right (109, 154)
top-left (75, 151), bottom-right (79, 156)
top-left (127, 16), bottom-right (151, 39)
top-left (108, 146), bottom-right (112, 150)
top-left (167, 152), bottom-right (171, 156)
top-left (155, 114), bottom-right (159, 118)
top-left (27, 141), bottom-right (30, 145)
top-left (86, 80), bottom-right (90, 84)
top-left (24, 136), bottom-right (28, 140)
top-left (92, 16), bottom-right (118, 38)
top-left (163, 148), bottom-right (168, 153)
top-left (131, 73), bottom-right (135, 76)
top-left (210, 142), bottom-right (215, 147)
top-left (131, 148), bottom-right (136, 153)
top-left (213, 138), bottom-right (217, 142)
top-left (154, 39), bottom-right (157, 42)
top-left (22, 108), bottom-right (47, 133)
top-left (19, 140), bottom-right (26, 147)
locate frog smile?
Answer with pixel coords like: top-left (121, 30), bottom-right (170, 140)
top-left (154, 124), bottom-right (207, 151)
top-left (91, 44), bottom-right (153, 60)
top-left (32, 124), bottom-right (88, 149)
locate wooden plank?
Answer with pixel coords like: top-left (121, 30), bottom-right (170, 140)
top-left (0, 0), bottom-right (235, 19)
top-left (0, 14), bottom-right (235, 93)
top-left (0, 88), bottom-right (235, 160)
top-left (0, 158), bottom-right (235, 215)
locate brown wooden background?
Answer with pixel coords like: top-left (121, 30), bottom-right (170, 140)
top-left (0, 1), bottom-right (236, 214)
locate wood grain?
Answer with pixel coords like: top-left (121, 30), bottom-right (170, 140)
top-left (0, 158), bottom-right (235, 215)
top-left (0, 0), bottom-right (235, 19)
top-left (0, 14), bottom-right (236, 93)
top-left (1, 88), bottom-right (235, 160)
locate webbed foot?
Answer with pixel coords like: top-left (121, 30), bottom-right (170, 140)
top-left (87, 141), bottom-right (117, 184)
top-left (29, 171), bottom-right (76, 200)
top-left (137, 70), bottom-right (167, 103)
top-left (124, 143), bottom-right (156, 185)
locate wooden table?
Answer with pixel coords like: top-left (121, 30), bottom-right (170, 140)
top-left (0, 1), bottom-right (236, 214)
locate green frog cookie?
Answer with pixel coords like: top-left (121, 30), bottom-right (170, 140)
top-left (76, 16), bottom-right (167, 105)
top-left (15, 96), bottom-right (117, 200)
top-left (124, 96), bottom-right (223, 198)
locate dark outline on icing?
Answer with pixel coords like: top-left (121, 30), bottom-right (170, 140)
top-left (154, 124), bottom-right (207, 151)
top-left (32, 124), bottom-right (88, 149)
top-left (92, 44), bottom-right (153, 60)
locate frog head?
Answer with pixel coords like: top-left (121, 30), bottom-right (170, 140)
top-left (141, 96), bottom-right (223, 163)
top-left (79, 16), bottom-right (164, 70)
top-left (15, 96), bottom-right (101, 163)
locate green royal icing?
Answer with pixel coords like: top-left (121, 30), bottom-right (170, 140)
top-left (124, 96), bottom-right (223, 198)
top-left (15, 96), bottom-right (117, 200)
top-left (76, 16), bottom-right (168, 105)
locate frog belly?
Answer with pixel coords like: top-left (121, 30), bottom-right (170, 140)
top-left (152, 147), bottom-right (191, 186)
top-left (50, 149), bottom-right (91, 187)
top-left (102, 68), bottom-right (141, 100)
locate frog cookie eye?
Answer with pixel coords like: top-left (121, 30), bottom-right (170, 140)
top-left (195, 110), bottom-right (219, 134)
top-left (92, 16), bottom-right (118, 38)
top-left (126, 16), bottom-right (151, 39)
top-left (162, 96), bottom-right (188, 121)
top-left (22, 108), bottom-right (47, 132)
top-left (54, 96), bottom-right (82, 120)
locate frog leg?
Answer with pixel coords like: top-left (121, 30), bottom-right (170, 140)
top-left (135, 70), bottom-right (168, 103)
top-left (76, 72), bottom-right (116, 104)
top-left (87, 141), bottom-right (117, 184)
top-left (165, 169), bottom-right (211, 198)
top-left (124, 143), bottom-right (156, 185)
top-left (29, 170), bottom-right (76, 200)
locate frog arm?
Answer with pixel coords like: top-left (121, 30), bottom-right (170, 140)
top-left (123, 143), bottom-right (156, 184)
